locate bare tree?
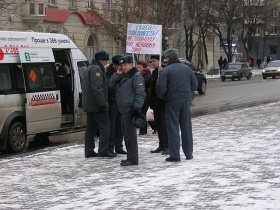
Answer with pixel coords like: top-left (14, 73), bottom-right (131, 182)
top-left (206, 0), bottom-right (244, 63)
top-left (183, 0), bottom-right (213, 67)
top-left (197, 1), bottom-right (215, 70)
top-left (87, 0), bottom-right (180, 57)
top-left (0, 0), bottom-right (22, 27)
top-left (183, 0), bottom-right (200, 62)
top-left (239, 0), bottom-right (279, 60)
top-left (258, 0), bottom-right (280, 59)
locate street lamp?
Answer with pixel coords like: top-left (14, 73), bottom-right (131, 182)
top-left (179, 0), bottom-right (185, 57)
top-left (165, 36), bottom-right (169, 50)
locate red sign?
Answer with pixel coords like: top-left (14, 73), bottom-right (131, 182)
top-left (31, 98), bottom-right (56, 106)
top-left (29, 70), bottom-right (37, 82)
top-left (0, 48), bottom-right (4, 60)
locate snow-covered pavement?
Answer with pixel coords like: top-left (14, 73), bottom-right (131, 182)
top-left (1, 103), bottom-right (280, 210)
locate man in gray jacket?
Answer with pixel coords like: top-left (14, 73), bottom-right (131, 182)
top-left (110, 56), bottom-right (146, 166)
top-left (156, 48), bottom-right (198, 162)
top-left (82, 50), bottom-right (116, 158)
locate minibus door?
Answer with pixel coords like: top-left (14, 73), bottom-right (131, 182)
top-left (19, 48), bottom-right (61, 135)
top-left (74, 60), bottom-right (88, 126)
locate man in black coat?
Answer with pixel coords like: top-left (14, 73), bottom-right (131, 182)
top-left (218, 56), bottom-right (223, 73)
top-left (149, 55), bottom-right (169, 155)
top-left (106, 55), bottom-right (127, 155)
top-left (82, 50), bottom-right (116, 158)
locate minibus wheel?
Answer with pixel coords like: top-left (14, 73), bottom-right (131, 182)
top-left (8, 122), bottom-right (27, 153)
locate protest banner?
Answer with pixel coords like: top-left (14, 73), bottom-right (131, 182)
top-left (126, 23), bottom-right (162, 54)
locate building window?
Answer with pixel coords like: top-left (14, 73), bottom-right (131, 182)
top-left (87, 36), bottom-right (95, 62)
top-left (254, 27), bottom-right (260, 36)
top-left (272, 9), bottom-right (277, 17)
top-left (29, 3), bottom-right (35, 15)
top-left (271, 26), bottom-right (277, 35)
top-left (269, 46), bottom-right (277, 55)
top-left (38, 3), bottom-right (44, 15)
top-left (69, 0), bottom-right (77, 7)
top-left (88, 0), bottom-right (94, 7)
top-left (48, 0), bottom-right (56, 4)
top-left (105, 0), bottom-right (111, 10)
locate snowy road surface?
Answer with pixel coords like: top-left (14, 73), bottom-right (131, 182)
top-left (1, 103), bottom-right (280, 210)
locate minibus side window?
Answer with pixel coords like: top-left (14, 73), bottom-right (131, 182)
top-left (0, 64), bottom-right (12, 91)
top-left (26, 65), bottom-right (42, 89)
top-left (23, 63), bottom-right (56, 92)
top-left (14, 64), bottom-right (25, 90)
top-left (41, 65), bottom-right (55, 88)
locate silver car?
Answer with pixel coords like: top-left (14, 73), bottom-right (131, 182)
top-left (262, 60), bottom-right (280, 79)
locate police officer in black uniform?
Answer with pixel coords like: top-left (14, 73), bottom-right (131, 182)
top-left (82, 50), bottom-right (116, 158)
top-left (110, 56), bottom-right (146, 166)
top-left (106, 55), bottom-right (127, 155)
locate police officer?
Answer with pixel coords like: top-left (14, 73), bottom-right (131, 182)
top-left (82, 50), bottom-right (116, 158)
top-left (106, 54), bottom-right (127, 155)
top-left (156, 48), bottom-right (198, 162)
top-left (110, 56), bottom-right (146, 166)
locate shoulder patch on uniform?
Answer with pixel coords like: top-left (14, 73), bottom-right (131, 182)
top-left (96, 72), bottom-right (101, 77)
top-left (138, 82), bottom-right (143, 88)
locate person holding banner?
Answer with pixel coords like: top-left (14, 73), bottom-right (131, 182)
top-left (136, 60), bottom-right (151, 135)
top-left (156, 48), bottom-right (198, 162)
top-left (149, 55), bottom-right (169, 155)
top-left (110, 56), bottom-right (146, 166)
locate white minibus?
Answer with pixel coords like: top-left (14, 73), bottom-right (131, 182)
top-left (0, 31), bottom-right (88, 152)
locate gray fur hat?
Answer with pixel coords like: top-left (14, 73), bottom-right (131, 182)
top-left (119, 56), bottom-right (134, 64)
top-left (164, 48), bottom-right (178, 58)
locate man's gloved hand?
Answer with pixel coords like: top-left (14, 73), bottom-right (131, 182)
top-left (99, 105), bottom-right (106, 112)
top-left (133, 109), bottom-right (140, 117)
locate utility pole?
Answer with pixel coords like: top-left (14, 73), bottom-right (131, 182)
top-left (179, 0), bottom-right (185, 58)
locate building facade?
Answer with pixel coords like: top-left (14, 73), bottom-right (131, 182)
top-left (0, 0), bottom-right (120, 62)
top-left (0, 0), bottom-right (221, 70)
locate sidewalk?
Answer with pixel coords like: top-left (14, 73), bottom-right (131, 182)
top-left (1, 102), bottom-right (280, 209)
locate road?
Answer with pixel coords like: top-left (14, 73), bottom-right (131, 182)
top-left (191, 74), bottom-right (280, 117)
top-left (1, 73), bottom-right (279, 155)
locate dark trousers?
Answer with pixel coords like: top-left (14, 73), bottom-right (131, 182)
top-left (165, 98), bottom-right (193, 159)
top-left (148, 121), bottom-right (157, 131)
top-left (153, 108), bottom-right (168, 149)
top-left (85, 112), bottom-right (110, 155)
top-left (108, 101), bottom-right (124, 152)
top-left (121, 113), bottom-right (138, 164)
top-left (139, 103), bottom-right (149, 134)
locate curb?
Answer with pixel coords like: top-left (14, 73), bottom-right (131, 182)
top-left (191, 98), bottom-right (280, 118)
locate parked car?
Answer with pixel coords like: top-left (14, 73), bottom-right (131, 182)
top-left (220, 63), bottom-right (252, 81)
top-left (262, 60), bottom-right (280, 79)
top-left (180, 59), bottom-right (207, 94)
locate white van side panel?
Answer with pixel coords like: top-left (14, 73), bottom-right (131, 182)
top-left (0, 94), bottom-right (25, 133)
top-left (25, 91), bottom-right (61, 135)
top-left (0, 31), bottom-right (77, 49)
top-left (71, 49), bottom-right (87, 60)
